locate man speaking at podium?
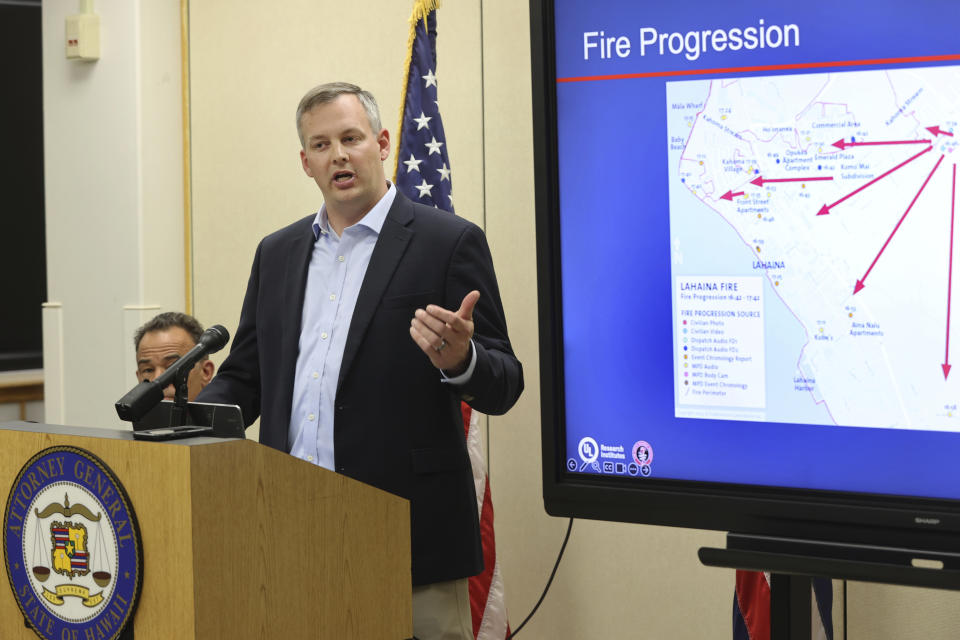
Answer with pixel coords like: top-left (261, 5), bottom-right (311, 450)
top-left (198, 82), bottom-right (523, 639)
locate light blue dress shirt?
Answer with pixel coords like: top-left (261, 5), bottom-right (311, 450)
top-left (288, 184), bottom-right (397, 469)
top-left (288, 183), bottom-right (477, 470)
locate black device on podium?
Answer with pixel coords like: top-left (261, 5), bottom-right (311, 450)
top-left (114, 324), bottom-right (244, 440)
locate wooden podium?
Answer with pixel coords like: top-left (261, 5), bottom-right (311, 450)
top-left (0, 421), bottom-right (412, 639)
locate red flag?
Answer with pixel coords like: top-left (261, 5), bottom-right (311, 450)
top-left (464, 404), bottom-right (510, 638)
top-left (733, 570), bottom-right (833, 640)
top-left (734, 570), bottom-right (770, 640)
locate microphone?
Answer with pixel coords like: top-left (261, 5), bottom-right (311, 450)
top-left (115, 324), bottom-right (230, 422)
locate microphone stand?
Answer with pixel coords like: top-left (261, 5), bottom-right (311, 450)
top-left (170, 368), bottom-right (192, 427)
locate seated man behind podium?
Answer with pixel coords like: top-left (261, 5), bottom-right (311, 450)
top-left (133, 312), bottom-right (215, 402)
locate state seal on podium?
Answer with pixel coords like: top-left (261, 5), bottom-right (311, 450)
top-left (3, 446), bottom-right (143, 640)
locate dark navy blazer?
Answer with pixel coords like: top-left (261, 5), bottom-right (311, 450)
top-left (199, 191), bottom-right (523, 585)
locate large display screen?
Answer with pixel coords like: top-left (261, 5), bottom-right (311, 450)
top-left (535, 0), bottom-right (960, 525)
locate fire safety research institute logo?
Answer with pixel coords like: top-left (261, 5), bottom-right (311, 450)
top-left (3, 446), bottom-right (142, 640)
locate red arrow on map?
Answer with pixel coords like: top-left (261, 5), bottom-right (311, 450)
top-left (720, 190), bottom-right (745, 201)
top-left (832, 138), bottom-right (931, 150)
top-left (751, 175), bottom-right (833, 187)
top-left (817, 145), bottom-right (933, 216)
top-left (944, 165), bottom-right (956, 379)
top-left (854, 154), bottom-right (945, 295)
top-left (927, 125), bottom-right (954, 137)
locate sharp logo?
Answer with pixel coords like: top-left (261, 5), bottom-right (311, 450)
top-left (915, 517), bottom-right (941, 525)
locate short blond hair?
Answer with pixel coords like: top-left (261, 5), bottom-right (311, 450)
top-left (295, 82), bottom-right (382, 147)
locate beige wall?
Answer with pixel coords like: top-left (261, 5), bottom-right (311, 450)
top-left (38, 0), bottom-right (960, 637)
top-left (42, 0), bottom-right (184, 428)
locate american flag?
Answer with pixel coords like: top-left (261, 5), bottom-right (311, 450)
top-left (393, 2), bottom-right (510, 638)
top-left (734, 571), bottom-right (833, 640)
top-left (393, 1), bottom-right (454, 213)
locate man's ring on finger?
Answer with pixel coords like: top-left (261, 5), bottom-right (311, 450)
top-left (435, 338), bottom-right (448, 352)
